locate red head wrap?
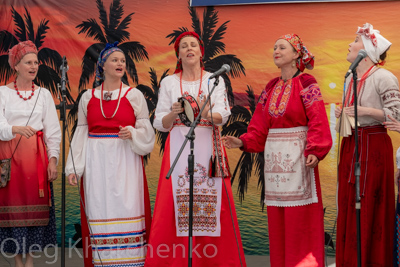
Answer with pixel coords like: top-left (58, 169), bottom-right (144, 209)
top-left (8, 40), bottom-right (38, 70)
top-left (278, 34), bottom-right (314, 72)
top-left (174, 31), bottom-right (205, 73)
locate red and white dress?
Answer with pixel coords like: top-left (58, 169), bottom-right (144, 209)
top-left (336, 67), bottom-right (400, 267)
top-left (239, 73), bottom-right (332, 267)
top-left (66, 86), bottom-right (154, 267)
top-left (145, 72), bottom-right (247, 267)
top-left (0, 86), bottom-right (61, 253)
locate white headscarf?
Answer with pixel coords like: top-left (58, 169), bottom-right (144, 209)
top-left (356, 23), bottom-right (391, 64)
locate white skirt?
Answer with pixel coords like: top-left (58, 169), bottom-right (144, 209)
top-left (84, 133), bottom-right (146, 266)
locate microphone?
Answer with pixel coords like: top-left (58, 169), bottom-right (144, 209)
top-left (345, 49), bottom-right (368, 78)
top-left (60, 56), bottom-right (69, 72)
top-left (209, 64), bottom-right (231, 79)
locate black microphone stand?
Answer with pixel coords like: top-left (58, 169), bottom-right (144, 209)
top-left (351, 69), bottom-right (362, 267)
top-left (166, 77), bottom-right (220, 267)
top-left (58, 56), bottom-right (68, 267)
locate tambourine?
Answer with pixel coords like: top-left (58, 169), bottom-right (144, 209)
top-left (178, 95), bottom-right (200, 127)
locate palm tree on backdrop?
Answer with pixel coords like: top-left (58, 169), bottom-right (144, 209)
top-left (136, 68), bottom-right (170, 155)
top-left (0, 6), bottom-right (74, 103)
top-left (167, 1), bottom-right (246, 106)
top-left (221, 85), bottom-right (265, 207)
top-left (69, 0), bottom-right (149, 135)
top-left (76, 0), bottom-right (148, 91)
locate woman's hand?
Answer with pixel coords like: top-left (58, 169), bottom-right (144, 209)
top-left (383, 115), bottom-right (400, 133)
top-left (171, 101), bottom-right (184, 115)
top-left (335, 106), bottom-right (342, 118)
top-left (344, 106), bottom-right (370, 117)
top-left (12, 126), bottom-right (37, 138)
top-left (305, 154), bottom-right (319, 168)
top-left (197, 95), bottom-right (214, 120)
top-left (47, 157), bottom-right (58, 182)
top-left (222, 136), bottom-right (243, 149)
top-left (119, 126), bottom-right (132, 140)
top-left (68, 174), bottom-right (78, 186)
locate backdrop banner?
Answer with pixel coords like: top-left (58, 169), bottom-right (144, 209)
top-left (1, 0), bottom-right (400, 257)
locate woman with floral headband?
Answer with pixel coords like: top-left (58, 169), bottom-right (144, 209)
top-left (145, 31), bottom-right (246, 266)
top-left (334, 23), bottom-right (400, 266)
top-left (223, 34), bottom-right (332, 266)
top-left (0, 40), bottom-right (61, 267)
top-left (66, 42), bottom-right (154, 267)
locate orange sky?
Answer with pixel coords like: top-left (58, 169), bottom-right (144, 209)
top-left (1, 0), bottom-right (400, 105)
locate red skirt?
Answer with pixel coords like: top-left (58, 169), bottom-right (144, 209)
top-left (267, 166), bottom-right (325, 267)
top-left (0, 133), bottom-right (50, 227)
top-left (336, 126), bottom-right (395, 266)
top-left (145, 135), bottom-right (246, 267)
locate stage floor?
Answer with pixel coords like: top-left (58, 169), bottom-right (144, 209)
top-left (0, 249), bottom-right (336, 266)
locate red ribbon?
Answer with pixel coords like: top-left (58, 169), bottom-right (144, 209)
top-left (36, 131), bottom-right (50, 204)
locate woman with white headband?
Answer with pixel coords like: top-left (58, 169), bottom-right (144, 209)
top-left (335, 23), bottom-right (400, 266)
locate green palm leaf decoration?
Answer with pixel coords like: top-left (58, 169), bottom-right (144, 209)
top-left (0, 6), bottom-right (74, 104)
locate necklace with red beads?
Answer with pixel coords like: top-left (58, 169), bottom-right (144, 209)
top-left (14, 80), bottom-right (35, 101)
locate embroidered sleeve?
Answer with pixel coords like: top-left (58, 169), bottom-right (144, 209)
top-left (299, 76), bottom-right (332, 160)
top-left (208, 76), bottom-right (231, 126)
top-left (378, 71), bottom-right (400, 121)
top-left (300, 83), bottom-right (323, 109)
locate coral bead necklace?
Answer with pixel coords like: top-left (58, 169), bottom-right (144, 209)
top-left (14, 80), bottom-right (35, 101)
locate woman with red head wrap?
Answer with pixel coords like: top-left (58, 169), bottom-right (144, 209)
top-left (223, 34), bottom-right (332, 266)
top-left (335, 23), bottom-right (400, 267)
top-left (0, 40), bottom-right (61, 267)
top-left (145, 32), bottom-right (246, 266)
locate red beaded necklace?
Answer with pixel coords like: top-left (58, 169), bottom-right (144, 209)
top-left (14, 80), bottom-right (35, 101)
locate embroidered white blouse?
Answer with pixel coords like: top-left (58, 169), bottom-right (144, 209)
top-left (345, 67), bottom-right (400, 126)
top-left (153, 72), bottom-right (231, 132)
top-left (0, 85), bottom-right (61, 161)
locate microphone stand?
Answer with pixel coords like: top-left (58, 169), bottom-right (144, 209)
top-left (166, 77), bottom-right (220, 267)
top-left (351, 69), bottom-right (362, 267)
top-left (58, 56), bottom-right (68, 267)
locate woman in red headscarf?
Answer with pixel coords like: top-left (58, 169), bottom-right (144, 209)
top-left (223, 34), bottom-right (332, 266)
top-left (145, 32), bottom-right (246, 266)
top-left (335, 23), bottom-right (400, 267)
top-left (0, 41), bottom-right (61, 267)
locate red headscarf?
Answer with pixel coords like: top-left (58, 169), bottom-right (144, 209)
top-left (174, 31), bottom-right (205, 73)
top-left (8, 40), bottom-right (38, 70)
top-left (278, 34), bottom-right (314, 72)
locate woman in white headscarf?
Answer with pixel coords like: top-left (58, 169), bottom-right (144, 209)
top-left (334, 23), bottom-right (400, 266)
